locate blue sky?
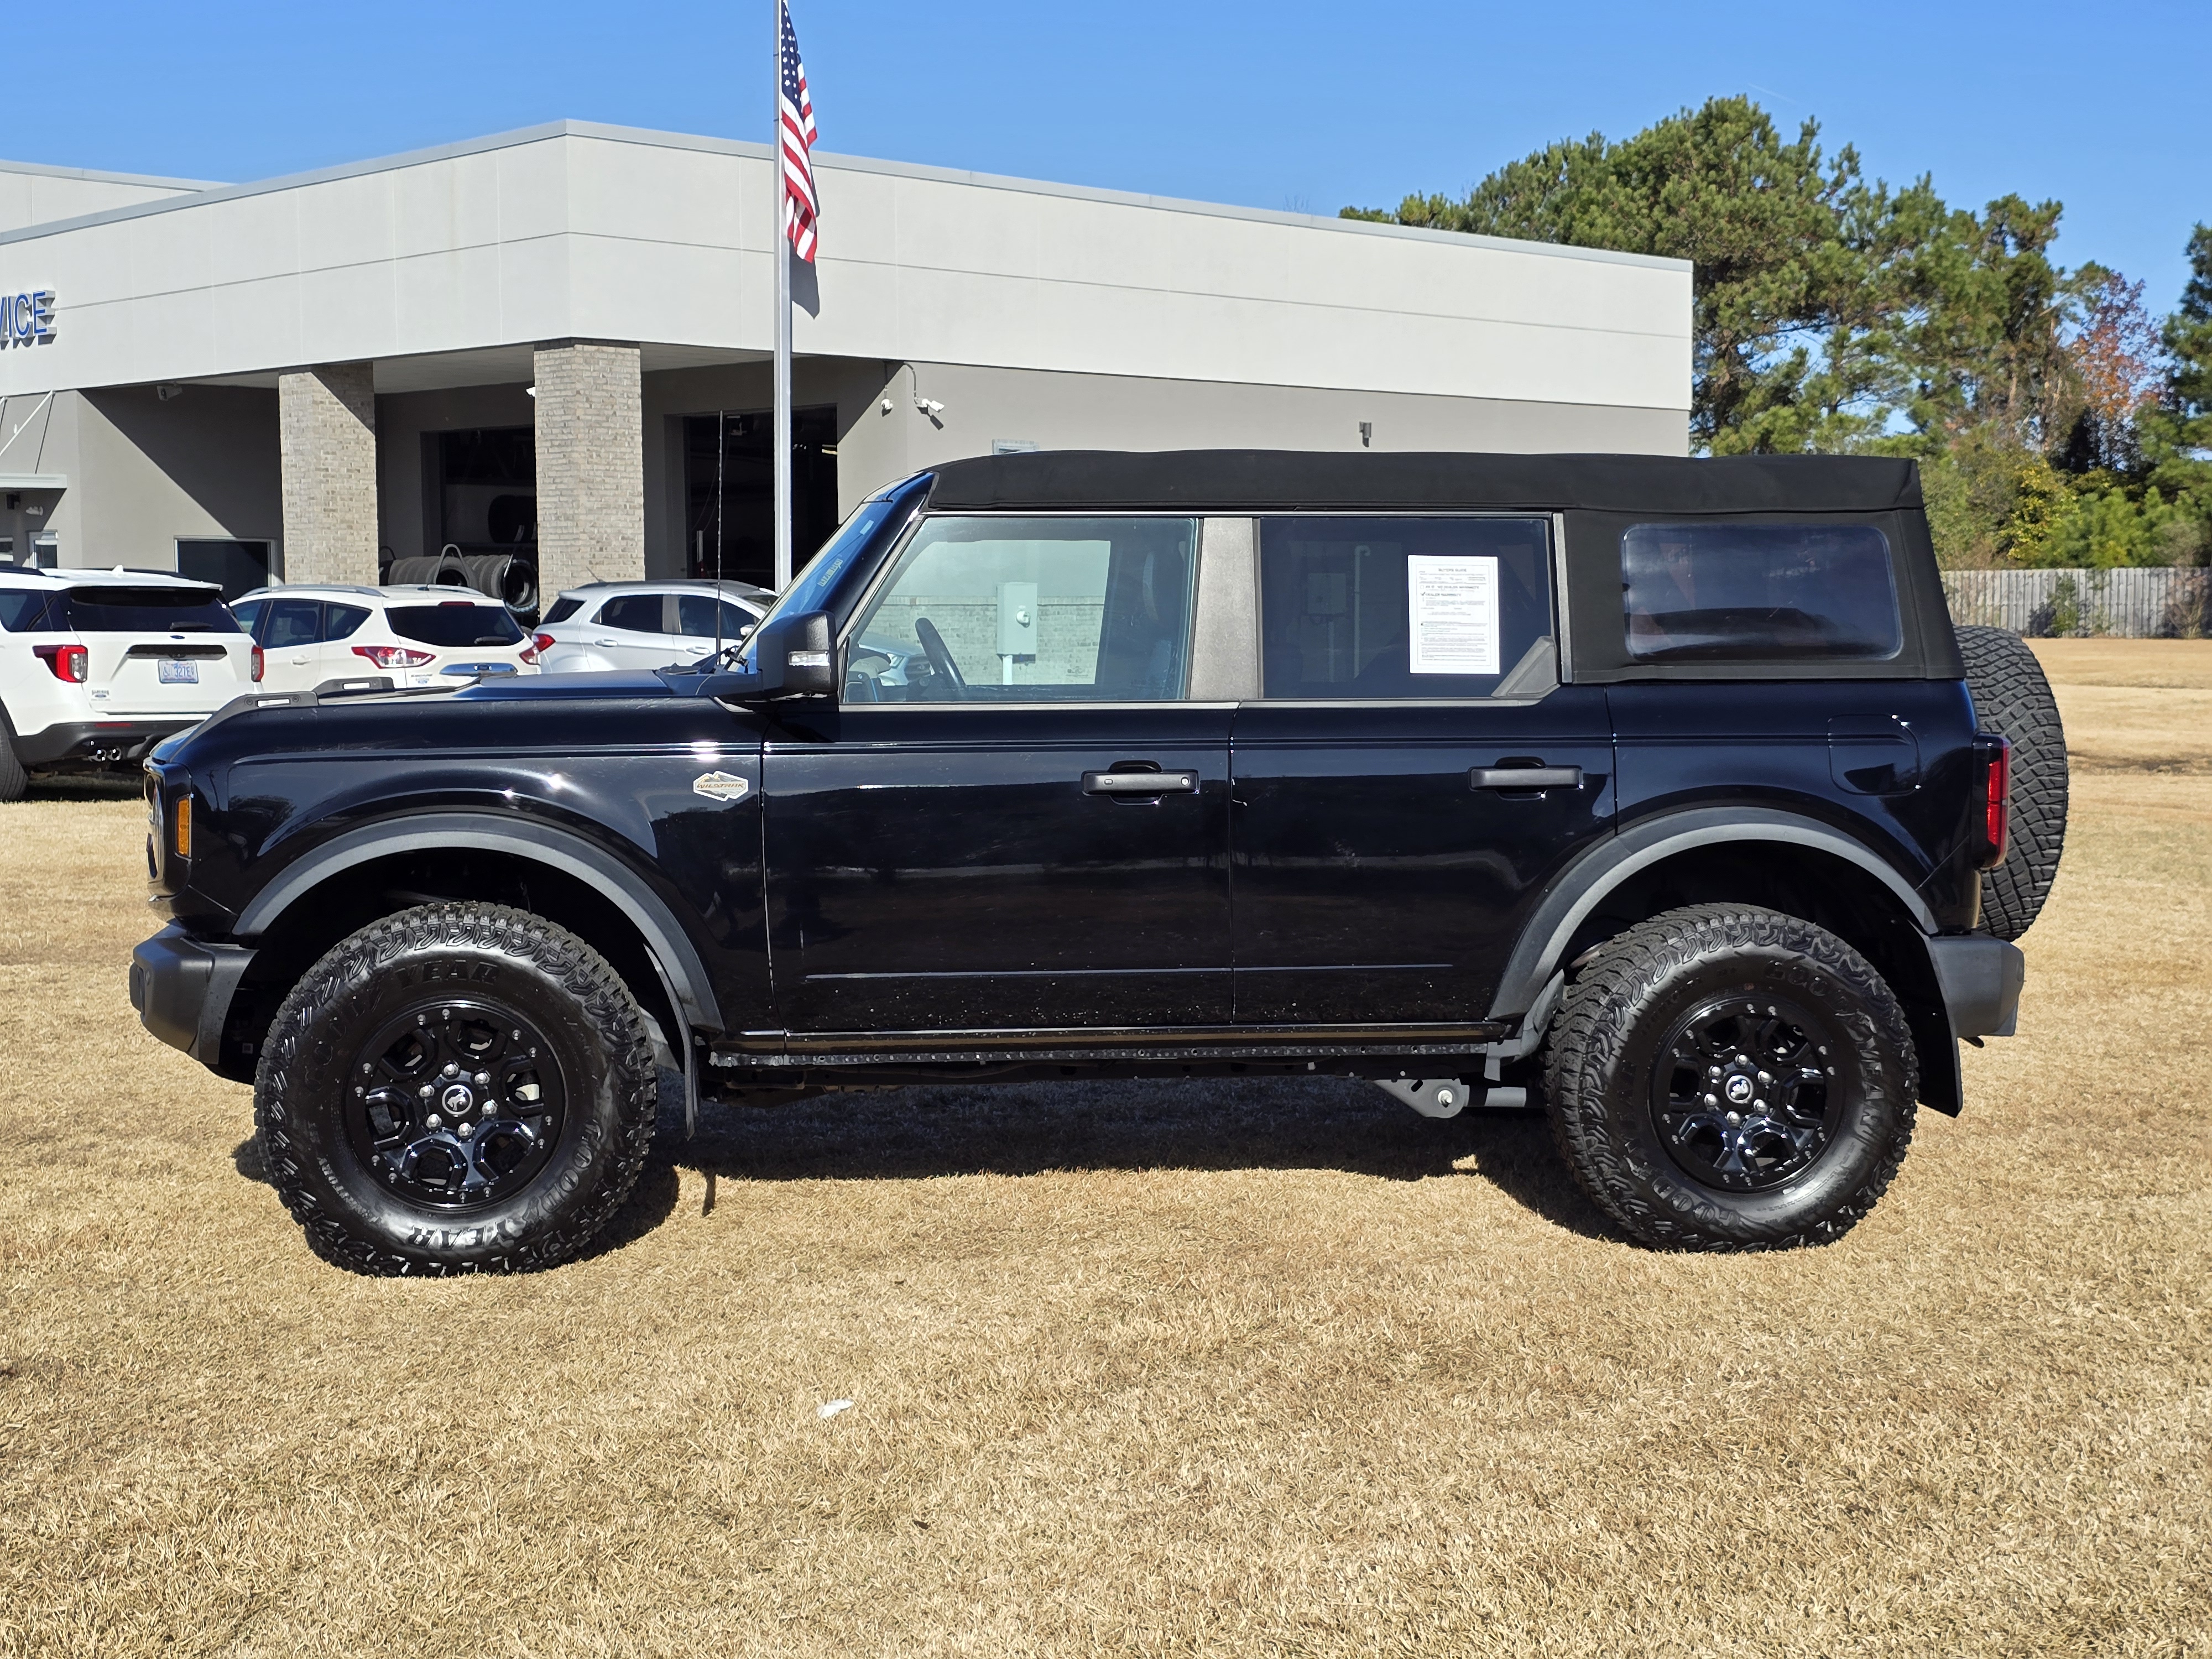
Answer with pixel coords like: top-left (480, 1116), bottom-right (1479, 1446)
top-left (16, 1), bottom-right (2209, 316)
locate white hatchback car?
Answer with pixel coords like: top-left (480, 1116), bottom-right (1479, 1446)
top-left (531, 580), bottom-right (771, 674)
top-left (0, 565), bottom-right (254, 799)
top-left (232, 585), bottom-right (541, 694)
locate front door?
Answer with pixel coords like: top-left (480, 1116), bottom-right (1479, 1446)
top-left (764, 512), bottom-right (1232, 1034)
top-left (1230, 515), bottom-right (1615, 1025)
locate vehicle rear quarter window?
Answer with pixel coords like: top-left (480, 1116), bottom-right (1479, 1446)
top-left (1258, 516), bottom-right (1554, 699)
top-left (848, 515), bottom-right (1197, 702)
top-left (323, 603), bottom-right (370, 641)
top-left (541, 596), bottom-right (585, 625)
top-left (62, 587), bottom-right (241, 633)
top-left (1621, 523), bottom-right (1901, 662)
top-left (598, 594), bottom-right (669, 635)
top-left (0, 589), bottom-right (56, 631)
top-left (386, 604), bottom-right (525, 648)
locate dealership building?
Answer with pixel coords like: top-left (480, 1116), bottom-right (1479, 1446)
top-left (0, 121), bottom-right (1691, 601)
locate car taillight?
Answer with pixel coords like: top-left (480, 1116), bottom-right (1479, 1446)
top-left (33, 643), bottom-right (88, 683)
top-left (1976, 735), bottom-right (2011, 869)
top-left (251, 644), bottom-right (265, 682)
top-left (529, 632), bottom-right (554, 657)
top-left (353, 645), bottom-right (437, 669)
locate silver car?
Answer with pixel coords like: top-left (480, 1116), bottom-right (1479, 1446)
top-left (531, 580), bottom-right (772, 674)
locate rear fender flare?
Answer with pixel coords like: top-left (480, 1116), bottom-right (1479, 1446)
top-left (232, 812), bottom-right (723, 1035)
top-left (1488, 807), bottom-right (1939, 1026)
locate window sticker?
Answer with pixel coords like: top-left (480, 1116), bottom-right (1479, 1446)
top-left (1406, 555), bottom-right (1499, 675)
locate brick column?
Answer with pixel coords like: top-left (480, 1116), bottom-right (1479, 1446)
top-left (533, 340), bottom-right (644, 597)
top-left (277, 362), bottom-right (379, 585)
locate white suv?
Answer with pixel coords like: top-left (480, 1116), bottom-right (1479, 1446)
top-left (232, 585), bottom-right (541, 694)
top-left (0, 566), bottom-right (254, 800)
top-left (531, 580), bottom-right (770, 674)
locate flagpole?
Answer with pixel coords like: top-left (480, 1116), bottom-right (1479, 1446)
top-left (771, 0), bottom-right (794, 591)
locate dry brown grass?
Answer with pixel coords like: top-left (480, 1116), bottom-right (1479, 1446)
top-left (3, 649), bottom-right (2209, 1656)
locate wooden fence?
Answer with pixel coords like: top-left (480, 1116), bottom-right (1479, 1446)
top-left (1941, 568), bottom-right (2210, 638)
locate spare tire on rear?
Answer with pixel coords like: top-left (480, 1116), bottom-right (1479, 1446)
top-left (1955, 625), bottom-right (2068, 940)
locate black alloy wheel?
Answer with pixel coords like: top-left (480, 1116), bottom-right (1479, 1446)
top-left (1543, 903), bottom-right (1916, 1250)
top-left (1651, 994), bottom-right (1846, 1193)
top-left (347, 1001), bottom-right (567, 1210)
top-left (255, 902), bottom-right (658, 1276)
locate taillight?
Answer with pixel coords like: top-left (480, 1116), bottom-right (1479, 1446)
top-left (33, 643), bottom-right (88, 683)
top-left (527, 632), bottom-right (554, 663)
top-left (353, 644), bottom-right (437, 669)
top-left (251, 644), bottom-right (265, 682)
top-left (1976, 735), bottom-right (2011, 869)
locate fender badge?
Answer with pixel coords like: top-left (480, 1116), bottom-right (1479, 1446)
top-left (692, 770), bottom-right (750, 801)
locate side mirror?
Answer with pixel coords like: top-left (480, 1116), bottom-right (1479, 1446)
top-left (697, 609), bottom-right (836, 703)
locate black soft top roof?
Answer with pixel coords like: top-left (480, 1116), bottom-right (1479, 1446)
top-left (925, 450), bottom-right (1922, 516)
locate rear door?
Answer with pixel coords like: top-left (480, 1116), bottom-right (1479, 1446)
top-left (1230, 515), bottom-right (1614, 1025)
top-left (764, 512), bottom-right (1232, 1034)
top-left (672, 592), bottom-right (757, 666)
top-left (253, 596), bottom-right (327, 692)
top-left (589, 593), bottom-right (685, 669)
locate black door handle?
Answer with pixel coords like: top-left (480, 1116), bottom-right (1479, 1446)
top-left (1083, 770), bottom-right (1198, 795)
top-left (1472, 765), bottom-right (1583, 791)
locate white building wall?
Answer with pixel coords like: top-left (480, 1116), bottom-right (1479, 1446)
top-left (0, 160), bottom-right (213, 236)
top-left (0, 122), bottom-right (1691, 421)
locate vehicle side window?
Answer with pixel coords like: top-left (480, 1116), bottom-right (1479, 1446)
top-left (323, 603), bottom-right (370, 641)
top-left (262, 597), bottom-right (325, 648)
top-left (847, 515), bottom-right (1196, 703)
top-left (598, 594), bottom-right (667, 635)
top-left (540, 596), bottom-right (585, 625)
top-left (1621, 523), bottom-right (1901, 662)
top-left (673, 593), bottom-right (755, 638)
top-left (1258, 516), bottom-right (1554, 699)
top-left (0, 590), bottom-right (55, 632)
top-left (229, 598), bottom-right (265, 635)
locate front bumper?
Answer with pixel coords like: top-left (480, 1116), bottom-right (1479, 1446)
top-left (1928, 933), bottom-right (2026, 1040)
top-left (129, 922), bottom-right (254, 1066)
top-left (18, 718), bottom-right (199, 768)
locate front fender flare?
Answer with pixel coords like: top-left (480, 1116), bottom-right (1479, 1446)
top-left (232, 811), bottom-right (724, 1035)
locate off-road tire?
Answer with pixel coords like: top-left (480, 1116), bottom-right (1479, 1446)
top-left (1955, 624), bottom-right (2067, 940)
top-left (254, 902), bottom-right (658, 1275)
top-left (0, 706), bottom-right (26, 802)
top-left (1543, 904), bottom-right (1917, 1251)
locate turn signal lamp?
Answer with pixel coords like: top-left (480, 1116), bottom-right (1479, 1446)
top-left (353, 645), bottom-right (436, 669)
top-left (171, 795), bottom-right (191, 861)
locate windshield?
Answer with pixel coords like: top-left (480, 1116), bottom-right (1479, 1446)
top-left (62, 586), bottom-right (240, 633)
top-left (739, 473), bottom-right (932, 660)
top-left (386, 604), bottom-right (525, 647)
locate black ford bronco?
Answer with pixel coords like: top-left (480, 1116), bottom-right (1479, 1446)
top-left (131, 451), bottom-right (2065, 1273)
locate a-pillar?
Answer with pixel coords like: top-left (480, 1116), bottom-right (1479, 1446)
top-left (277, 362), bottom-right (379, 585)
top-left (533, 340), bottom-right (643, 597)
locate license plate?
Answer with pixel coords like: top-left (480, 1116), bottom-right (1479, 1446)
top-left (157, 659), bottom-right (199, 684)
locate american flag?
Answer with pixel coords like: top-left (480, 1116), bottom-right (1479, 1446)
top-left (779, 1), bottom-right (819, 263)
